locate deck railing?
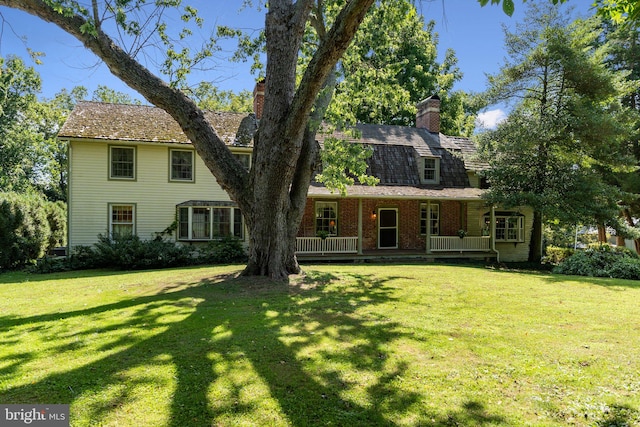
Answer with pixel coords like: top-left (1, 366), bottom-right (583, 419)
top-left (296, 237), bottom-right (358, 254)
top-left (430, 236), bottom-right (491, 252)
top-left (296, 236), bottom-right (491, 254)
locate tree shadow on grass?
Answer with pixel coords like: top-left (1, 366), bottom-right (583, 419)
top-left (0, 269), bottom-right (506, 426)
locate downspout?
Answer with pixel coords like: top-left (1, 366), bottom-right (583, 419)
top-left (66, 140), bottom-right (72, 258)
top-left (491, 205), bottom-right (500, 262)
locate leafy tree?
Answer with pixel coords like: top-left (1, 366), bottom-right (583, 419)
top-left (1, 0), bottom-right (380, 280)
top-left (33, 86), bottom-right (88, 201)
top-left (325, 0), bottom-right (475, 135)
top-left (92, 85), bottom-right (142, 104)
top-left (481, 0), bottom-right (640, 27)
top-left (596, 0), bottom-right (640, 27)
top-left (478, 4), bottom-right (634, 262)
top-left (0, 55), bottom-right (86, 201)
top-left (0, 55), bottom-right (42, 194)
top-left (189, 82), bottom-right (253, 112)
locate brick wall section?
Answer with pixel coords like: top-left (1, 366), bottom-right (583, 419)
top-left (298, 198), bottom-right (360, 238)
top-left (340, 199), bottom-right (359, 237)
top-left (440, 200), bottom-right (466, 235)
top-left (299, 198), bottom-right (473, 251)
top-left (298, 199), bottom-right (316, 237)
top-left (362, 199), bottom-right (426, 250)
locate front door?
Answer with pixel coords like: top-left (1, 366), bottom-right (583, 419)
top-left (378, 208), bottom-right (398, 249)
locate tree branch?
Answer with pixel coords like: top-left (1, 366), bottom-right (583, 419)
top-left (287, 0), bottom-right (375, 140)
top-left (1, 0), bottom-right (251, 208)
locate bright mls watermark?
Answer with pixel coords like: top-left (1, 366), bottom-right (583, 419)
top-left (1, 405), bottom-right (69, 426)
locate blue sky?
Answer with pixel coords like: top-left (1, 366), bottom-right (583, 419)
top-left (0, 1), bottom-right (592, 127)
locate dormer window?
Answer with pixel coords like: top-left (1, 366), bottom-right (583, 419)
top-left (420, 157), bottom-right (440, 184)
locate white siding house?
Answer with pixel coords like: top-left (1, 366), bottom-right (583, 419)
top-left (60, 94), bottom-right (533, 262)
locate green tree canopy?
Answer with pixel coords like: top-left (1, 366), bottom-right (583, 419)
top-left (188, 82), bottom-right (253, 112)
top-left (91, 85), bottom-right (141, 105)
top-left (478, 3), bottom-right (635, 261)
top-left (0, 55), bottom-right (85, 202)
top-left (324, 0), bottom-right (475, 135)
top-left (0, 55), bottom-right (42, 194)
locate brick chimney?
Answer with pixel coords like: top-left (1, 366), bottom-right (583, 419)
top-left (416, 95), bottom-right (440, 133)
top-left (252, 79), bottom-right (265, 119)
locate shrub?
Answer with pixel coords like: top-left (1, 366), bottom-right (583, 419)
top-left (44, 201), bottom-right (67, 251)
top-left (92, 234), bottom-right (195, 270)
top-left (544, 246), bottom-right (575, 264)
top-left (30, 234), bottom-right (247, 273)
top-left (199, 236), bottom-right (247, 264)
top-left (0, 192), bottom-right (55, 270)
top-left (553, 244), bottom-right (640, 280)
top-left (31, 245), bottom-right (99, 274)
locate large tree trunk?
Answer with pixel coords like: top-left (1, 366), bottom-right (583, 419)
top-left (528, 210), bottom-right (543, 263)
top-left (6, 0), bottom-right (374, 280)
top-left (597, 224), bottom-right (607, 243)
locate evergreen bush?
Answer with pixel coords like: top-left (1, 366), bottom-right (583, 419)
top-left (92, 234), bottom-right (195, 270)
top-left (200, 236), bottom-right (247, 264)
top-left (544, 246), bottom-right (575, 264)
top-left (0, 192), bottom-right (65, 270)
top-left (553, 244), bottom-right (640, 280)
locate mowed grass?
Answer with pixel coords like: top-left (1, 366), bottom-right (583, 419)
top-left (0, 264), bottom-right (638, 426)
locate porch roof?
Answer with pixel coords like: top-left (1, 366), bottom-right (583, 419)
top-left (307, 183), bottom-right (484, 200)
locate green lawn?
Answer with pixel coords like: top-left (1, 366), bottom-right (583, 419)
top-left (0, 264), bottom-right (638, 426)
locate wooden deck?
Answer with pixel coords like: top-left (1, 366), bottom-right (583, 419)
top-left (296, 249), bottom-right (497, 263)
top-left (295, 236), bottom-right (496, 263)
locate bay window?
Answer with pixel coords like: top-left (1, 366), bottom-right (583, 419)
top-left (177, 203), bottom-right (243, 241)
top-left (484, 212), bottom-right (525, 242)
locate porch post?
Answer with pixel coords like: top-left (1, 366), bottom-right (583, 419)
top-left (358, 198), bottom-right (363, 255)
top-left (426, 200), bottom-right (432, 254)
top-left (490, 205), bottom-right (499, 262)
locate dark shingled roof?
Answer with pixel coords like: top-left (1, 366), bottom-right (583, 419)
top-left (318, 122), bottom-right (480, 189)
top-left (441, 135), bottom-right (488, 171)
top-left (58, 101), bottom-right (251, 145)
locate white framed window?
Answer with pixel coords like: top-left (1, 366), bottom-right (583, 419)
top-left (420, 157), bottom-right (440, 184)
top-left (232, 152), bottom-right (251, 171)
top-left (484, 212), bottom-right (525, 242)
top-left (315, 201), bottom-right (338, 236)
top-left (170, 149), bottom-right (195, 182)
top-left (110, 146), bottom-right (136, 180)
top-left (420, 203), bottom-right (439, 235)
top-left (177, 205), bottom-right (244, 241)
top-left (109, 204), bottom-right (135, 237)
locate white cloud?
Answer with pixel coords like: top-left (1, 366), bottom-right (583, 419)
top-left (476, 109), bottom-right (507, 130)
